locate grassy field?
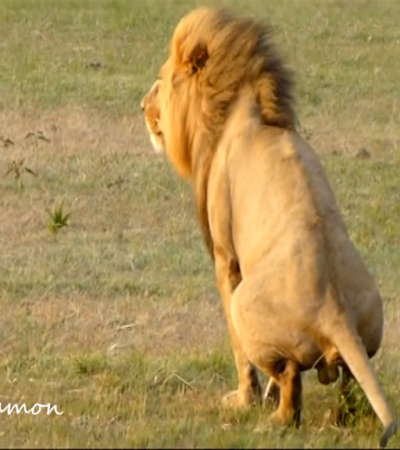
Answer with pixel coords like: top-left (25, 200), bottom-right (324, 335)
top-left (0, 0), bottom-right (400, 447)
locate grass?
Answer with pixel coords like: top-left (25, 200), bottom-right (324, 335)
top-left (0, 0), bottom-right (400, 447)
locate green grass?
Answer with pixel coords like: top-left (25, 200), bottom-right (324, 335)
top-left (0, 0), bottom-right (400, 447)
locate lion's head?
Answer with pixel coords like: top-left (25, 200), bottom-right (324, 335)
top-left (140, 79), bottom-right (164, 154)
top-left (141, 7), bottom-right (298, 180)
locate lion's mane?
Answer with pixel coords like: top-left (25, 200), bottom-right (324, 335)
top-left (158, 7), bottom-right (298, 257)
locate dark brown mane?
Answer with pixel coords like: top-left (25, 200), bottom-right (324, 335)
top-left (170, 7), bottom-right (298, 152)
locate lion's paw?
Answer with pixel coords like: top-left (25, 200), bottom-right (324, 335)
top-left (253, 413), bottom-right (281, 434)
top-left (254, 409), bottom-right (299, 433)
top-left (222, 389), bottom-right (259, 409)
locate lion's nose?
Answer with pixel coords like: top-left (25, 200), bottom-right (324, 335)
top-left (140, 99), bottom-right (145, 111)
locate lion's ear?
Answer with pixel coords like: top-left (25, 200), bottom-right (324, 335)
top-left (187, 43), bottom-right (209, 75)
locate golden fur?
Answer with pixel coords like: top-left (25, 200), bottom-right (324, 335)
top-left (140, 7), bottom-right (397, 447)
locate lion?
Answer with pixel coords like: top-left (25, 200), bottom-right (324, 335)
top-left (140, 7), bottom-right (397, 447)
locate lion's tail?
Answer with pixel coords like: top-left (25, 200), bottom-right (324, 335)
top-left (317, 219), bottom-right (397, 448)
top-left (323, 299), bottom-right (397, 448)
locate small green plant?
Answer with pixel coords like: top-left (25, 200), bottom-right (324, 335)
top-left (46, 201), bottom-right (72, 235)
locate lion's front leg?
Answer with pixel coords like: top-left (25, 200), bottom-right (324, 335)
top-left (214, 249), bottom-right (262, 409)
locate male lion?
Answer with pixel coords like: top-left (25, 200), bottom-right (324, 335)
top-left (140, 7), bottom-right (397, 447)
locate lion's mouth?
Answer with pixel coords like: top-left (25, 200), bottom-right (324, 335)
top-left (149, 132), bottom-right (165, 154)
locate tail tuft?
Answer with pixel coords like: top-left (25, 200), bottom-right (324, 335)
top-left (379, 421), bottom-right (398, 449)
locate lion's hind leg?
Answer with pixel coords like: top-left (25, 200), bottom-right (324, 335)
top-left (269, 360), bottom-right (303, 427)
top-left (255, 360), bottom-right (303, 432)
top-left (230, 277), bottom-right (303, 429)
